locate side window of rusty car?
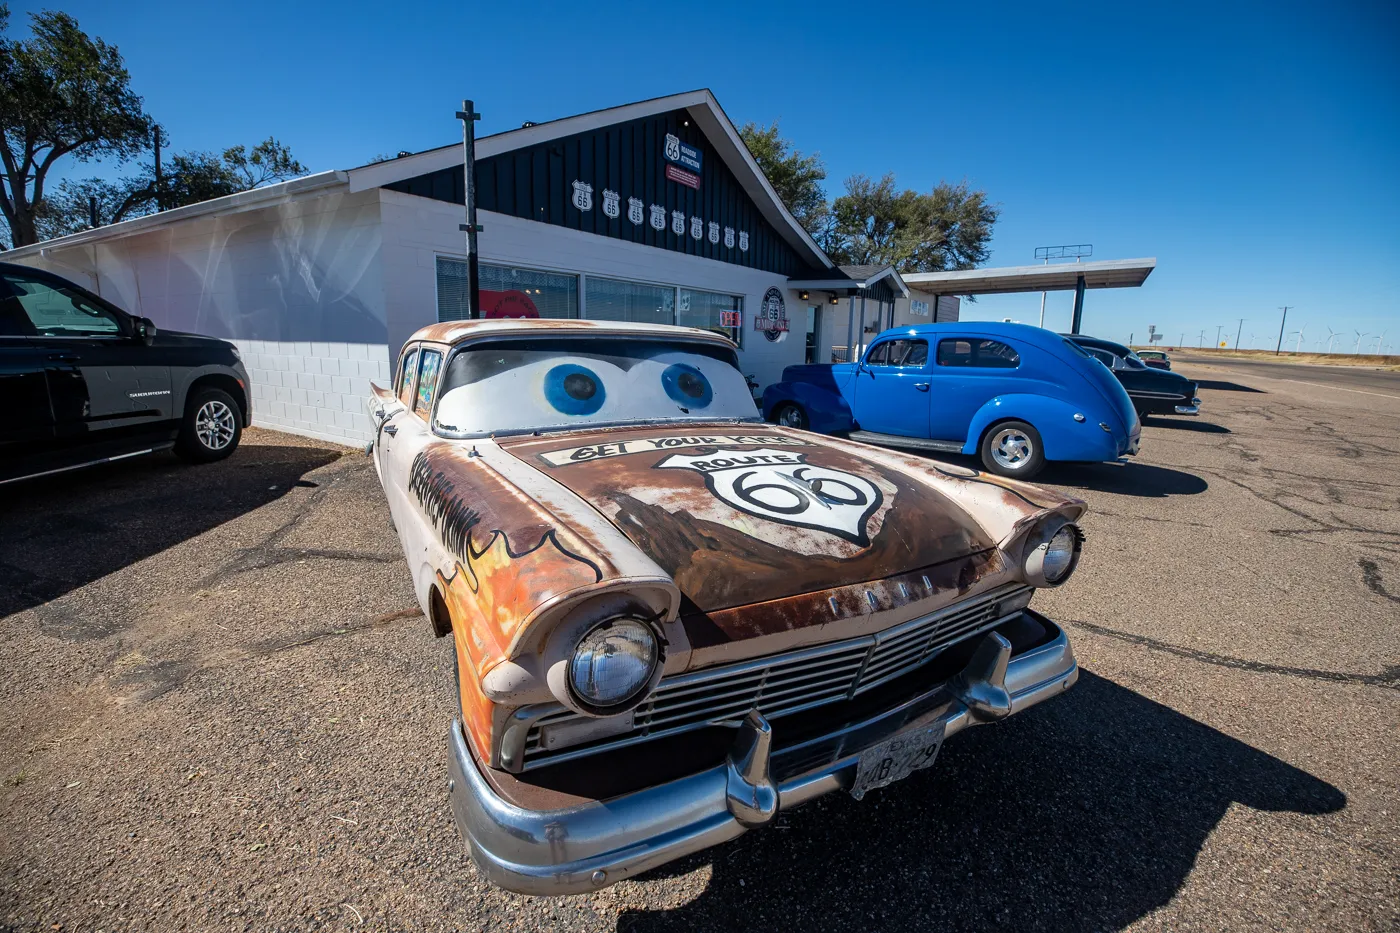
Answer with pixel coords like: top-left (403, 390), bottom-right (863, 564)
top-left (414, 349), bottom-right (443, 419)
top-left (397, 346), bottom-right (420, 407)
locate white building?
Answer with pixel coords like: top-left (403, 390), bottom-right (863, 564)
top-left (1, 90), bottom-right (955, 446)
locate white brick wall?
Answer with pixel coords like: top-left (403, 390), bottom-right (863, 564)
top-left (232, 339), bottom-right (390, 445)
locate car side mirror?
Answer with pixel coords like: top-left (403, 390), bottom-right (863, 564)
top-left (134, 317), bottom-right (157, 345)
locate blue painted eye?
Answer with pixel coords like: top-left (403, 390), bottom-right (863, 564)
top-left (544, 364), bottom-right (605, 415)
top-left (661, 363), bottom-right (713, 407)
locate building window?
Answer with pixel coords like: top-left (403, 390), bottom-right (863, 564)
top-left (436, 257), bottom-right (579, 321)
top-left (678, 287), bottom-right (743, 346)
top-left (585, 276), bottom-right (675, 326)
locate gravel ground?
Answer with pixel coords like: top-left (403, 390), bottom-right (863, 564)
top-left (1, 363), bottom-right (1397, 932)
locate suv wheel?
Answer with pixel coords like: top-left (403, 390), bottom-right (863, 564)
top-left (979, 420), bottom-right (1045, 479)
top-left (176, 387), bottom-right (242, 462)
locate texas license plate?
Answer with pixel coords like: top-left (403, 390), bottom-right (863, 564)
top-left (849, 723), bottom-right (946, 800)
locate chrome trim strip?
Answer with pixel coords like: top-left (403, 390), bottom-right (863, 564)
top-left (0, 447), bottom-right (158, 486)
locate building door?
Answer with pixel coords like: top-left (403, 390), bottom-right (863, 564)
top-left (804, 306), bottom-right (818, 364)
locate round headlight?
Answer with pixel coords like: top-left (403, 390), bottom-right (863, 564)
top-left (1042, 526), bottom-right (1078, 583)
top-left (1023, 521), bottom-right (1082, 587)
top-left (569, 619), bottom-right (658, 709)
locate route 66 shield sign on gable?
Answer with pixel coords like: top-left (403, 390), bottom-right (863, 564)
top-left (655, 448), bottom-right (883, 546)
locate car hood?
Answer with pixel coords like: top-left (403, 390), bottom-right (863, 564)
top-left (497, 424), bottom-right (1083, 618)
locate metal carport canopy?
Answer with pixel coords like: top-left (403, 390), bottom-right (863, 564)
top-left (902, 257), bottom-right (1156, 295)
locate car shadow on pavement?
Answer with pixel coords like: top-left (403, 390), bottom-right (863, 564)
top-left (1037, 462), bottom-right (1208, 497)
top-left (617, 671), bottom-right (1344, 933)
top-left (1140, 417), bottom-right (1232, 434)
top-left (1195, 379), bottom-right (1266, 393)
top-left (0, 442), bottom-right (343, 619)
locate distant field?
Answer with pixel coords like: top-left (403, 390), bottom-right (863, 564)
top-left (1134, 346), bottom-right (1400, 371)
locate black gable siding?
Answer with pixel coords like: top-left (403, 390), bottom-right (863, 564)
top-left (383, 108), bottom-right (810, 277)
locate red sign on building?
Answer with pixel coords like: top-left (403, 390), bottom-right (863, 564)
top-left (664, 163), bottom-right (701, 190)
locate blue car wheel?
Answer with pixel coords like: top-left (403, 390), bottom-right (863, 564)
top-left (978, 420), bottom-right (1046, 479)
top-left (773, 403), bottom-right (808, 430)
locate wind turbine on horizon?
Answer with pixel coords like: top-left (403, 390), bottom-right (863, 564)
top-left (1290, 324), bottom-right (1307, 353)
top-left (1354, 330), bottom-right (1369, 354)
top-left (1325, 327), bottom-right (1339, 353)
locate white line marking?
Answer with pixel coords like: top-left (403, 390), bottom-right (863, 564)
top-left (1203, 366), bottom-right (1400, 400)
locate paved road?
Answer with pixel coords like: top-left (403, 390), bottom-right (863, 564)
top-left (1172, 353), bottom-right (1400, 397)
top-left (1, 368), bottom-right (1397, 932)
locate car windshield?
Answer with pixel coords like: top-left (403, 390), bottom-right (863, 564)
top-left (1121, 351), bottom-right (1149, 370)
top-left (432, 336), bottom-right (760, 437)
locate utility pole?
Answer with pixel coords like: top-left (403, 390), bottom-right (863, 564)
top-left (152, 125), bottom-right (164, 212)
top-left (1275, 306), bottom-right (1292, 355)
top-left (457, 100), bottom-right (483, 319)
top-left (1198, 330), bottom-right (1206, 348)
top-left (1234, 318), bottom-right (1245, 349)
top-left (1215, 324), bottom-right (1223, 348)
top-left (1179, 332), bottom-right (1185, 347)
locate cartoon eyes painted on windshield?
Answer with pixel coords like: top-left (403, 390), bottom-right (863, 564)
top-left (544, 364), bottom-right (605, 415)
top-left (661, 363), bottom-right (713, 408)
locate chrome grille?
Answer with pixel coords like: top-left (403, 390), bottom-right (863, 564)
top-left (519, 583), bottom-right (1030, 770)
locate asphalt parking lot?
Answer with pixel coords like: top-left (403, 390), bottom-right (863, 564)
top-left (2, 361), bottom-right (1397, 932)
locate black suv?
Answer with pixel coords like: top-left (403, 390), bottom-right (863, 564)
top-left (0, 261), bottom-right (251, 485)
top-left (1063, 334), bottom-right (1200, 418)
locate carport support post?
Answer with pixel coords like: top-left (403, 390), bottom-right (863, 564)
top-left (858, 290), bottom-right (867, 357)
top-left (457, 100), bottom-right (484, 319)
top-left (846, 297), bottom-right (855, 361)
top-left (1070, 274), bottom-right (1086, 334)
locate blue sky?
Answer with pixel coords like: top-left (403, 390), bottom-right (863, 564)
top-left (12, 0), bottom-right (1399, 351)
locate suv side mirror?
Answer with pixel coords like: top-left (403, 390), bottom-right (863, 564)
top-left (133, 316), bottom-right (157, 345)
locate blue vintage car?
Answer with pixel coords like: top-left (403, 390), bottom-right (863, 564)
top-left (760, 322), bottom-right (1141, 478)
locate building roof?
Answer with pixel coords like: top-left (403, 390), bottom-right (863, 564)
top-left (902, 258), bottom-right (1157, 295)
top-left (0, 170), bottom-right (349, 260)
top-left (2, 90), bottom-right (833, 272)
top-left (787, 263), bottom-right (910, 297)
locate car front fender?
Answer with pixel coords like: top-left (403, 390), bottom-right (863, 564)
top-left (963, 394), bottom-right (1123, 462)
top-left (761, 381), bottom-right (855, 434)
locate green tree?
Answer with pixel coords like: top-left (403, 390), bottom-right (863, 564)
top-left (0, 4), bottom-right (152, 248)
top-left (830, 173), bottom-right (999, 272)
top-left (738, 120), bottom-right (829, 239)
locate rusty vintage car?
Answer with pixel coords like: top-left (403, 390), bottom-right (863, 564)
top-left (367, 318), bottom-right (1086, 895)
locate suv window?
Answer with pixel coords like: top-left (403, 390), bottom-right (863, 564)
top-left (398, 347), bottom-right (420, 407)
top-left (2, 274), bottom-right (124, 337)
top-left (415, 349), bottom-right (443, 418)
top-left (936, 338), bottom-right (1021, 368)
top-left (866, 338), bottom-right (927, 367)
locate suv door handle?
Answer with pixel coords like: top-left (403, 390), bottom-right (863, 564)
top-left (47, 352), bottom-right (80, 362)
top-left (382, 424), bottom-right (397, 436)
top-left (914, 382), bottom-right (930, 391)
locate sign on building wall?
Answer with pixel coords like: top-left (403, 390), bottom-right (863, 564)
top-left (755, 287), bottom-right (789, 342)
top-left (663, 133), bottom-right (703, 173)
top-left (911, 299), bottom-right (930, 316)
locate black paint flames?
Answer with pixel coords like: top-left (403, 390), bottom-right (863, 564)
top-left (407, 450), bottom-right (602, 592)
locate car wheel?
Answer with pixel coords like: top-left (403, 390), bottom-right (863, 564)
top-left (979, 420), bottom-right (1046, 479)
top-left (773, 403), bottom-right (808, 430)
top-left (175, 387), bottom-right (242, 462)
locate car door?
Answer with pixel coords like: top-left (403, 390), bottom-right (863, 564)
top-left (927, 337), bottom-right (1025, 442)
top-left (0, 296), bottom-right (56, 481)
top-left (379, 345), bottom-right (447, 575)
top-left (1, 270), bottom-right (173, 446)
top-left (851, 337), bottom-right (931, 437)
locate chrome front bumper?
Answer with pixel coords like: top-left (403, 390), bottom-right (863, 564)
top-left (1174, 397), bottom-right (1202, 415)
top-left (445, 615), bottom-right (1079, 896)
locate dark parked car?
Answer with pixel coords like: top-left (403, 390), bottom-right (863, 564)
top-left (1135, 348), bottom-right (1172, 370)
top-left (0, 261), bottom-right (250, 485)
top-left (1064, 335), bottom-right (1199, 418)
